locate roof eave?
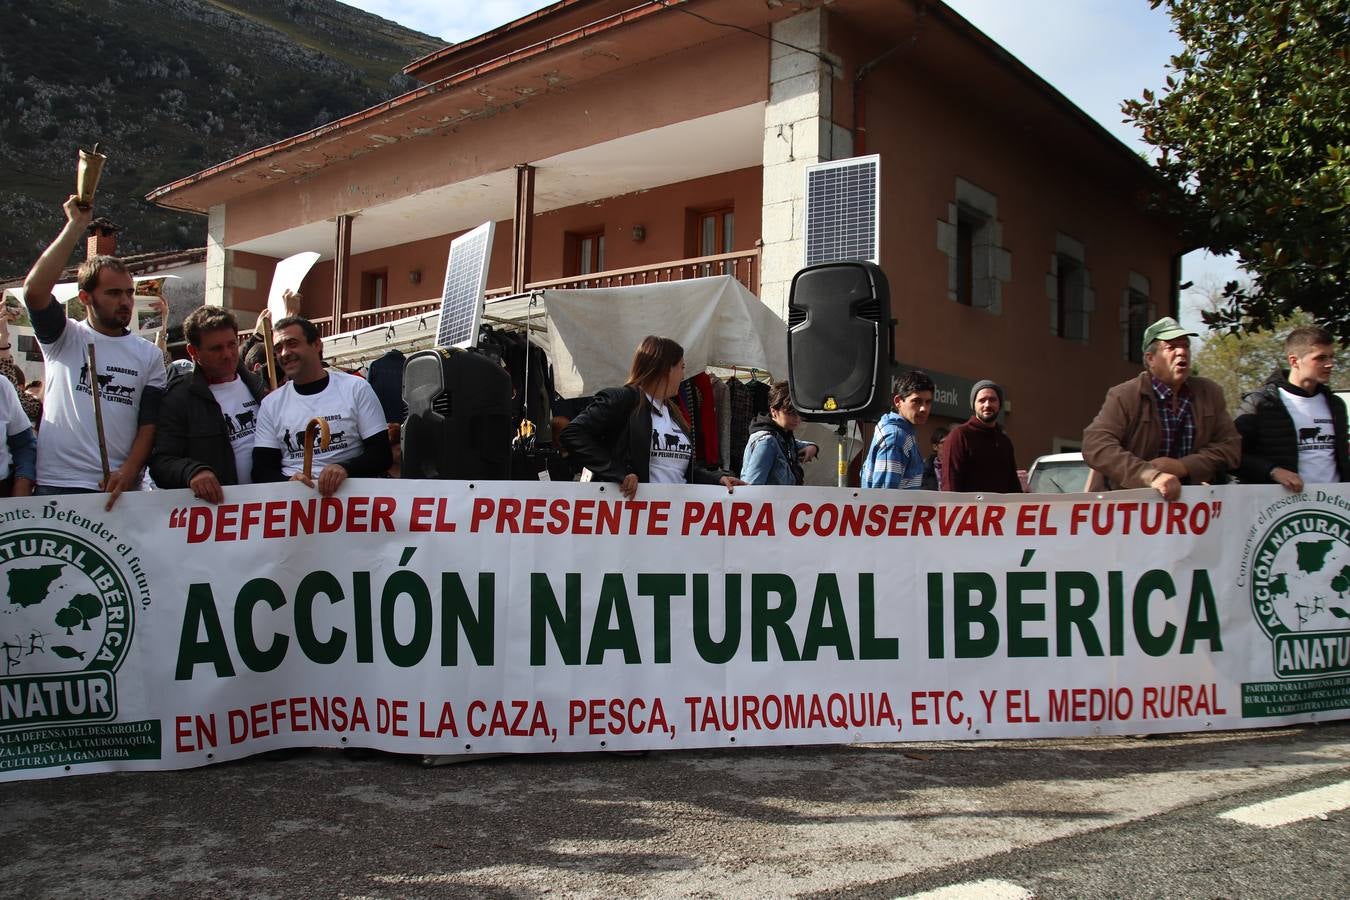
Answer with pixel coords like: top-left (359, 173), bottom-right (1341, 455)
top-left (147, 0), bottom-right (677, 214)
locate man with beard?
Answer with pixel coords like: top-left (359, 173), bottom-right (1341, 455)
top-left (862, 370), bottom-right (934, 490)
top-left (1234, 325), bottom-right (1348, 490)
top-left (252, 316), bottom-right (390, 497)
top-left (940, 379), bottom-right (1022, 493)
top-left (1083, 316), bottom-right (1240, 500)
top-left (22, 196), bottom-right (166, 508)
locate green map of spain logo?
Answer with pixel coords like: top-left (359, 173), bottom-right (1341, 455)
top-left (0, 530), bottom-right (133, 728)
top-left (1249, 510), bottom-right (1350, 680)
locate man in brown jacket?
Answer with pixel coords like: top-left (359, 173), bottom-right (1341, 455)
top-left (1083, 316), bottom-right (1241, 500)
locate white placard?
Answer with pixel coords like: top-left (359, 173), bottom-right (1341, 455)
top-left (267, 252), bottom-right (321, 321)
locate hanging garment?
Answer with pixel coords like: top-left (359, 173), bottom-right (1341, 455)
top-left (727, 377), bottom-right (754, 474)
top-left (711, 375), bottom-right (731, 471)
top-left (690, 372), bottom-right (720, 466)
top-left (367, 349), bottom-right (406, 424)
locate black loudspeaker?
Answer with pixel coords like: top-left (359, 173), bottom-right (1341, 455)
top-left (786, 260), bottom-right (893, 423)
top-left (402, 347), bottom-right (513, 480)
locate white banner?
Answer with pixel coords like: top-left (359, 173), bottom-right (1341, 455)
top-left (1, 482), bottom-right (1348, 781)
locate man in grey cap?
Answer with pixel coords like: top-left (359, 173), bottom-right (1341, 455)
top-left (1083, 316), bottom-right (1240, 500)
top-left (939, 378), bottom-right (1022, 492)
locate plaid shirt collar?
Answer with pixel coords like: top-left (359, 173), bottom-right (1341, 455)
top-left (1149, 375), bottom-right (1194, 459)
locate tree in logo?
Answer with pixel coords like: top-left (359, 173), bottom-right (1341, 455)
top-left (54, 593), bottom-right (104, 636)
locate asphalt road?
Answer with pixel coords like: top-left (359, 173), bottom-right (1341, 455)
top-left (2, 722), bottom-right (1348, 898)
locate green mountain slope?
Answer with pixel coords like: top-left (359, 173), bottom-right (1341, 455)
top-left (0, 0), bottom-right (444, 277)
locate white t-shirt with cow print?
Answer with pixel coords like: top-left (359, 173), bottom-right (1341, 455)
top-left (253, 370), bottom-right (386, 477)
top-left (647, 396), bottom-right (692, 484)
top-left (1278, 386), bottom-right (1340, 484)
top-left (37, 318), bottom-right (167, 490)
top-left (209, 377), bottom-right (261, 484)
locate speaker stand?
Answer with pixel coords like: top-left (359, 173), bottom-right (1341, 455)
top-left (835, 421), bottom-right (849, 488)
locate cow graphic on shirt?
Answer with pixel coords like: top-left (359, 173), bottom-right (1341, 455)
top-left (76, 362), bottom-right (139, 407)
top-left (1298, 421), bottom-right (1335, 453)
top-left (651, 429), bottom-right (691, 463)
top-left (223, 409), bottom-right (258, 441)
top-left (280, 414), bottom-right (352, 460)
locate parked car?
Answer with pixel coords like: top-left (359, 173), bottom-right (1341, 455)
top-left (1026, 451), bottom-right (1095, 493)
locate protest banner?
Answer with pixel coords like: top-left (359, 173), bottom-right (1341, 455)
top-left (1, 482), bottom-right (1347, 782)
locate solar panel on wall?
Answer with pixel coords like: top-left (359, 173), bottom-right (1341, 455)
top-left (435, 220), bottom-right (496, 349)
top-left (804, 155), bottom-right (880, 266)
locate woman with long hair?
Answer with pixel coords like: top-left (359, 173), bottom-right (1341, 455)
top-left (740, 381), bottom-right (818, 485)
top-left (561, 335), bottom-right (741, 499)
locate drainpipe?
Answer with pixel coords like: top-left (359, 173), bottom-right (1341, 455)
top-left (1170, 250), bottom-right (1186, 320)
top-left (852, 1), bottom-right (930, 154)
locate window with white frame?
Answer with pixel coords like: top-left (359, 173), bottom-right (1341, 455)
top-left (937, 178), bottom-right (1009, 313)
top-left (1121, 272), bottom-right (1153, 363)
top-left (1046, 233), bottom-right (1093, 341)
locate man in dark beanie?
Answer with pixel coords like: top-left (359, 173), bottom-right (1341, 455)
top-left (940, 378), bottom-right (1022, 493)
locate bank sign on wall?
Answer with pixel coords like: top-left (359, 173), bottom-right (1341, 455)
top-left (1, 482), bottom-right (1347, 782)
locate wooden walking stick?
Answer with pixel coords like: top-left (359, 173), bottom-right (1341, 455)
top-left (261, 313), bottom-right (278, 391)
top-left (86, 343), bottom-right (111, 485)
top-left (302, 417), bottom-right (331, 482)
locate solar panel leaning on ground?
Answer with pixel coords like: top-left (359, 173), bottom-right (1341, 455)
top-left (435, 220), bottom-right (496, 349)
top-left (804, 154), bottom-right (880, 266)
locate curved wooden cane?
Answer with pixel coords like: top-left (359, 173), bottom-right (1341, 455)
top-left (302, 417), bottom-right (331, 482)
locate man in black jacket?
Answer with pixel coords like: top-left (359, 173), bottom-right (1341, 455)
top-left (1235, 325), bottom-right (1349, 491)
top-left (150, 306), bottom-right (267, 502)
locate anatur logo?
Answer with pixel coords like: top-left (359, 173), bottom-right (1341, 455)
top-left (0, 529), bottom-right (134, 729)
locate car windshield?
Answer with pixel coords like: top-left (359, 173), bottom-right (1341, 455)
top-left (1028, 461), bottom-right (1090, 493)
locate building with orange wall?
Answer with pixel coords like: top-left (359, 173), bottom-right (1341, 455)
top-left (147, 0), bottom-right (1185, 466)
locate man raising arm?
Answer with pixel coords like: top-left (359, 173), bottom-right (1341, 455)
top-left (22, 195), bottom-right (165, 509)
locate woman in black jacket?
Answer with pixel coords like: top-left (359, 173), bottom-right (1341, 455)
top-left (560, 335), bottom-right (740, 499)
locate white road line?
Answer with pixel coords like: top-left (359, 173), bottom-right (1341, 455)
top-left (897, 879), bottom-right (1034, 900)
top-left (1218, 780), bottom-right (1350, 828)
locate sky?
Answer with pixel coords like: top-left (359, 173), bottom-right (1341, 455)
top-left (345, 0), bottom-right (1239, 330)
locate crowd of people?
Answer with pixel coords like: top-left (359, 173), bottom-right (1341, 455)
top-left (4, 196), bottom-right (391, 507)
top-left (1, 195), bottom-right (1344, 506)
top-left (858, 315), bottom-right (1346, 498)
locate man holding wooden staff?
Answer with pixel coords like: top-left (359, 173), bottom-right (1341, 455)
top-left (252, 316), bottom-right (390, 497)
top-left (22, 195), bottom-right (166, 509)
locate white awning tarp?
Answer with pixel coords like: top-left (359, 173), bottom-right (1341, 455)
top-left (541, 275), bottom-right (786, 396)
top-left (326, 276), bottom-right (786, 396)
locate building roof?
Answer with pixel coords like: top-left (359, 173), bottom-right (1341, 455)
top-left (146, 0), bottom-right (727, 214)
top-left (0, 247), bottom-right (205, 292)
top-left (147, 0), bottom-right (1161, 215)
top-left (401, 0), bottom-right (640, 83)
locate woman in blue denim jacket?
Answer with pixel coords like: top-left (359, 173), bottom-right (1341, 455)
top-left (740, 381), bottom-right (818, 485)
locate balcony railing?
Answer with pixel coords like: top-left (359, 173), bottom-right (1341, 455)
top-left (525, 249), bottom-right (760, 293)
top-left (310, 249), bottom-right (760, 338)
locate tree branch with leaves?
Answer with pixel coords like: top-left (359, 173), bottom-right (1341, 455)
top-left (1124, 0), bottom-right (1350, 341)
